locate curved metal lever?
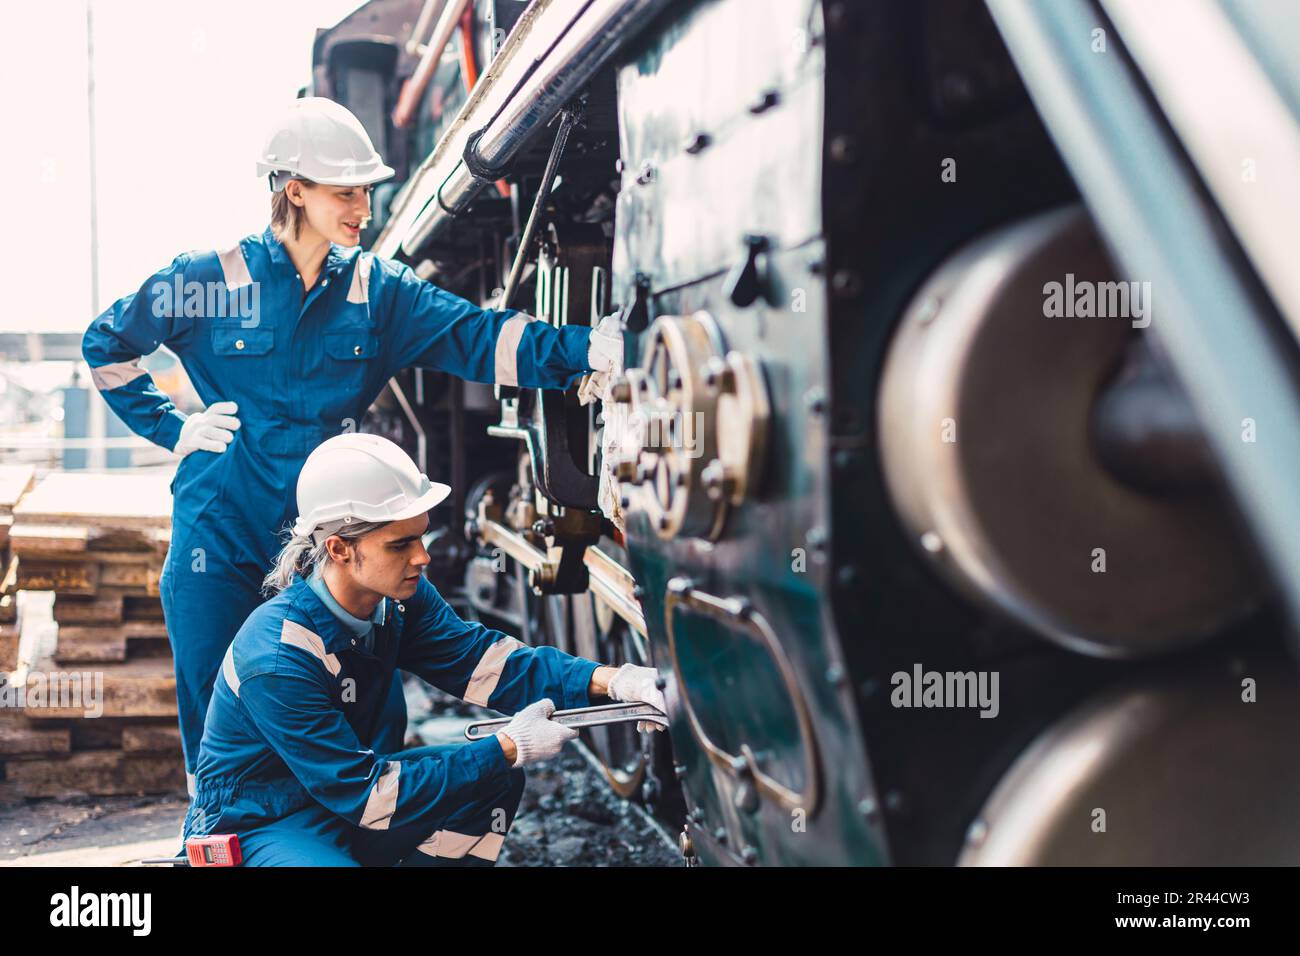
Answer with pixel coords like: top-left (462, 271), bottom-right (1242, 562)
top-left (664, 577), bottom-right (821, 814)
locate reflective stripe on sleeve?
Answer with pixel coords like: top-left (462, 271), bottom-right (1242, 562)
top-left (221, 644), bottom-right (241, 697)
top-left (279, 619), bottom-right (342, 677)
top-left (462, 636), bottom-right (524, 707)
top-left (90, 359), bottom-right (148, 391)
top-left (218, 243), bottom-right (254, 290)
top-left (493, 314), bottom-right (533, 387)
top-left (359, 760), bottom-right (401, 830)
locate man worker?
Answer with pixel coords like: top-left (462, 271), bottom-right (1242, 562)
top-left (182, 433), bottom-right (664, 866)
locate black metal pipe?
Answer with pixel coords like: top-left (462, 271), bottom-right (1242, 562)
top-left (500, 105), bottom-right (579, 312)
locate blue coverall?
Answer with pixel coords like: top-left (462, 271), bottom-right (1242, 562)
top-left (184, 574), bottom-right (600, 865)
top-left (82, 226), bottom-right (595, 784)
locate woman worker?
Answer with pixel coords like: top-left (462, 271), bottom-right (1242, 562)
top-left (81, 98), bottom-right (624, 792)
top-left (184, 433), bottom-right (664, 866)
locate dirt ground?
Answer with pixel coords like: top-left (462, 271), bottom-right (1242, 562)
top-left (0, 669), bottom-right (679, 866)
top-left (0, 791), bottom-right (188, 865)
top-left (0, 747), bottom-right (679, 867)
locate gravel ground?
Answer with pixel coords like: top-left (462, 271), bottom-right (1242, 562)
top-left (498, 746), bottom-right (681, 867)
top-left (412, 691), bottom-right (681, 868)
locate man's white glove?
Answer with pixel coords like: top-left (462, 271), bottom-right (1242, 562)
top-left (496, 698), bottom-right (578, 768)
top-left (607, 663), bottom-right (668, 733)
top-left (174, 401), bottom-right (241, 457)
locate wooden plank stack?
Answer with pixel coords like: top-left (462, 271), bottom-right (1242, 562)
top-left (0, 465), bottom-right (35, 672)
top-left (0, 713), bottom-right (185, 799)
top-left (0, 472), bottom-right (184, 802)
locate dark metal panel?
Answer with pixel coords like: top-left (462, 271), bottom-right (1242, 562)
top-left (612, 0), bottom-right (824, 303)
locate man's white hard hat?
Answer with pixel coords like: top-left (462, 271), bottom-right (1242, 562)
top-left (256, 97), bottom-right (396, 191)
top-left (293, 433), bottom-right (450, 543)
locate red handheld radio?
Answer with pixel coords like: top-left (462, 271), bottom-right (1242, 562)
top-left (185, 834), bottom-right (242, 867)
top-left (142, 834), bottom-right (242, 867)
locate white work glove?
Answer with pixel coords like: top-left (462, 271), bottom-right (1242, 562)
top-left (587, 312), bottom-right (624, 373)
top-left (174, 400), bottom-right (241, 457)
top-left (607, 663), bottom-right (668, 733)
top-left (594, 389), bottom-right (646, 534)
top-left (497, 698), bottom-right (578, 768)
top-left (595, 433), bottom-right (624, 533)
top-left (577, 370), bottom-right (608, 406)
top-left (579, 314), bottom-right (624, 407)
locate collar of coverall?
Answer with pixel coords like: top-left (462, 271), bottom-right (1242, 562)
top-left (308, 564), bottom-right (386, 638)
top-left (287, 575), bottom-right (400, 655)
top-left (262, 225), bottom-right (357, 278)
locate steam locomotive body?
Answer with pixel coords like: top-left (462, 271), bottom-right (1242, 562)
top-left (307, 0), bottom-right (1300, 865)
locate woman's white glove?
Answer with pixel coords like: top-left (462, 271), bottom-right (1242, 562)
top-left (577, 370), bottom-right (608, 406)
top-left (497, 698), bottom-right (578, 768)
top-left (608, 663), bottom-right (668, 733)
top-left (587, 313), bottom-right (624, 373)
top-left (579, 314), bottom-right (624, 407)
top-left (174, 401), bottom-right (241, 457)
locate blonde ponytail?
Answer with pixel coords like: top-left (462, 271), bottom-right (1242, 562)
top-left (261, 519), bottom-right (389, 595)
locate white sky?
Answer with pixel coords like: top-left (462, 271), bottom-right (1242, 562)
top-left (0, 0), bottom-right (369, 332)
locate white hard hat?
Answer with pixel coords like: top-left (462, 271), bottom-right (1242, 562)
top-left (293, 434), bottom-right (450, 542)
top-left (256, 97), bottom-right (395, 192)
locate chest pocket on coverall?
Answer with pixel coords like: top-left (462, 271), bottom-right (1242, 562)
top-left (211, 324), bottom-right (275, 358)
top-left (322, 253), bottom-right (382, 398)
top-left (321, 328), bottom-right (380, 404)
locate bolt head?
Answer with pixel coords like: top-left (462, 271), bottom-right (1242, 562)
top-left (829, 134), bottom-right (857, 164)
top-left (610, 377), bottom-right (632, 403)
top-left (702, 358), bottom-right (735, 393)
top-left (684, 132), bottom-right (711, 154)
top-left (831, 268), bottom-right (862, 297)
